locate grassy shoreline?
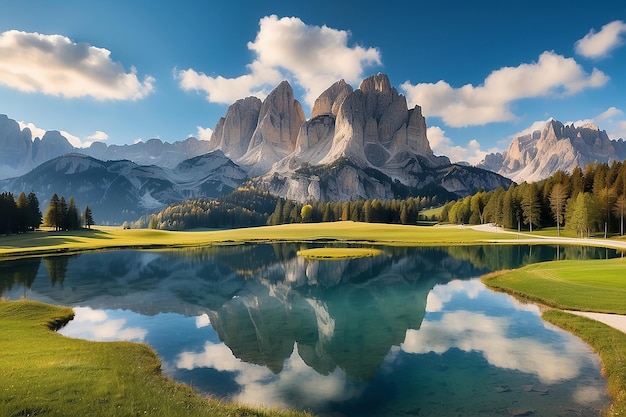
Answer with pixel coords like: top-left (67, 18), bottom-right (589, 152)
top-left (2, 222), bottom-right (625, 416)
top-left (482, 259), bottom-right (626, 416)
top-left (0, 222), bottom-right (525, 260)
top-left (0, 300), bottom-right (312, 417)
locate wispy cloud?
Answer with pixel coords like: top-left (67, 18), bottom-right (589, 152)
top-left (401, 51), bottom-right (608, 128)
top-left (177, 15), bottom-right (381, 107)
top-left (0, 30), bottom-right (155, 100)
top-left (575, 20), bottom-right (626, 59)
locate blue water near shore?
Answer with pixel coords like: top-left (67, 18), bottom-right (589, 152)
top-left (1, 244), bottom-right (615, 416)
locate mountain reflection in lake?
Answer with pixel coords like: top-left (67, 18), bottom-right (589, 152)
top-left (1, 244), bottom-right (615, 416)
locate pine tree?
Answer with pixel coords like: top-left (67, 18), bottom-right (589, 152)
top-left (521, 183), bottom-right (541, 232)
top-left (68, 197), bottom-right (81, 230)
top-left (84, 206), bottom-right (94, 229)
top-left (26, 192), bottom-right (42, 231)
top-left (549, 183), bottom-right (568, 236)
top-left (613, 195), bottom-right (626, 236)
top-left (45, 193), bottom-right (61, 231)
top-left (16, 192), bottom-right (28, 233)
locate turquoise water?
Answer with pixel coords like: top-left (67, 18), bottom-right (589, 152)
top-left (1, 244), bottom-right (616, 416)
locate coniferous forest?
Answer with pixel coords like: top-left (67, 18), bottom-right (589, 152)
top-left (0, 191), bottom-right (93, 235)
top-left (142, 161), bottom-right (626, 237)
top-left (439, 161), bottom-right (626, 237)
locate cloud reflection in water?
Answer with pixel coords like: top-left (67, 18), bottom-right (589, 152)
top-left (405, 280), bottom-right (587, 383)
top-left (59, 306), bottom-right (147, 342)
top-left (176, 342), bottom-right (362, 410)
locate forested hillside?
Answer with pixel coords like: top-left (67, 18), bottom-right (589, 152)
top-left (136, 187), bottom-right (441, 230)
top-left (439, 161), bottom-right (626, 237)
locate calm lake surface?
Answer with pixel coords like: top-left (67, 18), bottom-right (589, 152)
top-left (1, 244), bottom-right (619, 416)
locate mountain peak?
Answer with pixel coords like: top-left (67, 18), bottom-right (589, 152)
top-left (360, 73), bottom-right (391, 94)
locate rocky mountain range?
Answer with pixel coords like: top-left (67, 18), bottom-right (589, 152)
top-left (0, 151), bottom-right (246, 224)
top-left (207, 73), bottom-right (509, 201)
top-left (1, 73), bottom-right (514, 223)
top-left (0, 114), bottom-right (212, 179)
top-left (479, 119), bottom-right (626, 183)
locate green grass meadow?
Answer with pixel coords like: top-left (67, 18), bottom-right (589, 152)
top-left (0, 300), bottom-right (311, 417)
top-left (482, 257), bottom-right (626, 314)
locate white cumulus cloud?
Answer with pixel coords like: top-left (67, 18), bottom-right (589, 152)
top-left (86, 130), bottom-right (109, 142)
top-left (575, 20), bottom-right (626, 59)
top-left (0, 30), bottom-right (155, 100)
top-left (177, 15), bottom-right (381, 107)
top-left (401, 51), bottom-right (608, 128)
top-left (427, 126), bottom-right (499, 165)
top-left (195, 126), bottom-right (213, 141)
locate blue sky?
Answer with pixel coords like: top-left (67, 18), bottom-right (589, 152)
top-left (1, 0), bottom-right (625, 164)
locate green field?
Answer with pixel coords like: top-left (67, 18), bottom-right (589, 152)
top-left (482, 257), bottom-right (626, 314)
top-left (0, 300), bottom-right (312, 417)
top-left (0, 222), bottom-right (524, 259)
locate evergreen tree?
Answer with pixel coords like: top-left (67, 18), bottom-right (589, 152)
top-left (613, 195), bottom-right (626, 237)
top-left (282, 200), bottom-right (294, 224)
top-left (596, 187), bottom-right (617, 238)
top-left (549, 183), bottom-right (568, 236)
top-left (84, 206), bottom-right (95, 229)
top-left (45, 194), bottom-right (61, 231)
top-left (521, 183), bottom-right (541, 232)
top-left (16, 192), bottom-right (29, 233)
top-left (341, 202), bottom-right (350, 221)
top-left (68, 197), bottom-right (81, 230)
top-left (59, 197), bottom-right (68, 231)
top-left (268, 199), bottom-right (284, 225)
top-left (26, 192), bottom-right (42, 231)
top-left (0, 192), bottom-right (17, 235)
top-left (566, 192), bottom-right (601, 238)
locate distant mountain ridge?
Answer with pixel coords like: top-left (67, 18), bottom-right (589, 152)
top-left (479, 120), bottom-right (626, 182)
top-left (0, 114), bottom-right (212, 179)
top-left (0, 152), bottom-right (246, 224)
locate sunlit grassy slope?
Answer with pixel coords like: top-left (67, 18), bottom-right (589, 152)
top-left (0, 222), bottom-right (523, 258)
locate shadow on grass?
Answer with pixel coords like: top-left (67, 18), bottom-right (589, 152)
top-left (0, 228), bottom-right (114, 249)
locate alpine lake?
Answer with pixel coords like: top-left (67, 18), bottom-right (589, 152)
top-left (1, 243), bottom-right (620, 417)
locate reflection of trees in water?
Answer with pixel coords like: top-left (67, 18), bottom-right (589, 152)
top-left (0, 257), bottom-right (41, 296)
top-left (443, 244), bottom-right (620, 271)
top-left (43, 256), bottom-right (72, 286)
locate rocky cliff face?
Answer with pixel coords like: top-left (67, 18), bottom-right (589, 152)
top-left (211, 73), bottom-right (504, 201)
top-left (237, 81), bottom-right (306, 176)
top-left (479, 120), bottom-right (626, 183)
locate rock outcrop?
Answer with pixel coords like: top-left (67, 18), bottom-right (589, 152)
top-left (208, 96), bottom-right (262, 160)
top-left (479, 120), bottom-right (626, 183)
top-left (238, 81), bottom-right (306, 176)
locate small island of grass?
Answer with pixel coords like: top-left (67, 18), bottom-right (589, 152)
top-left (297, 247), bottom-right (382, 260)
